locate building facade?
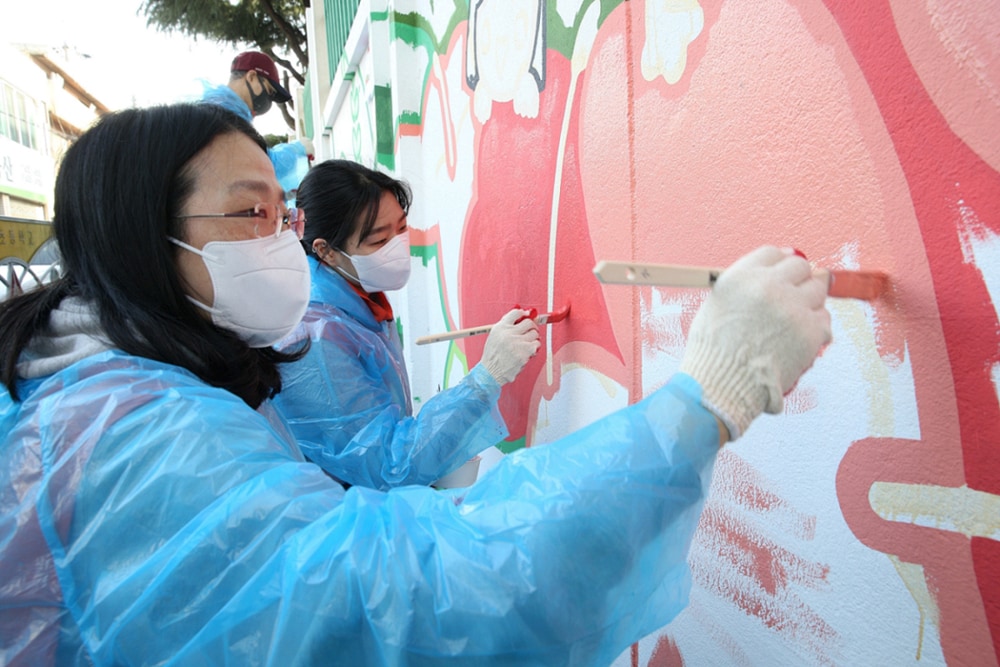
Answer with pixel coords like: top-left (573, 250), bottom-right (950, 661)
top-left (0, 42), bottom-right (108, 298)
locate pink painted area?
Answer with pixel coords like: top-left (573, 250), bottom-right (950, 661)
top-left (694, 507), bottom-right (838, 665)
top-left (648, 634), bottom-right (683, 667)
top-left (697, 507), bottom-right (830, 599)
top-left (889, 0), bottom-right (1000, 172)
top-left (713, 453), bottom-right (817, 541)
top-left (825, 2), bottom-right (1000, 663)
top-left (422, 0), bottom-right (1000, 662)
top-left (458, 47), bottom-right (625, 444)
top-left (572, 0), bottom-right (999, 662)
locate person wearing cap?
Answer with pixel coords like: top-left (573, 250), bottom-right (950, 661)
top-left (200, 50), bottom-right (314, 195)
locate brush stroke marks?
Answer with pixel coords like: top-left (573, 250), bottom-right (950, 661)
top-left (688, 451), bottom-right (838, 665)
top-left (647, 633), bottom-right (683, 667)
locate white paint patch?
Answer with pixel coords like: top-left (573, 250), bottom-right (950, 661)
top-left (640, 289), bottom-right (695, 396)
top-left (532, 366), bottom-right (628, 444)
top-left (556, 0), bottom-right (587, 30)
top-left (396, 28), bottom-right (475, 338)
top-left (642, 0), bottom-right (705, 84)
top-left (393, 40), bottom-right (431, 118)
top-left (957, 201), bottom-right (1000, 319)
top-left (885, 342), bottom-right (921, 440)
top-left (468, 0), bottom-right (545, 122)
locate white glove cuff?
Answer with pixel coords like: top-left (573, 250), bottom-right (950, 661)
top-left (679, 333), bottom-right (770, 441)
top-left (481, 355), bottom-right (510, 387)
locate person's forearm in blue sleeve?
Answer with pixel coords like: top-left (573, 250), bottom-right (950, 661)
top-left (61, 372), bottom-right (718, 666)
top-left (278, 375), bottom-right (719, 664)
top-left (279, 337), bottom-right (507, 490)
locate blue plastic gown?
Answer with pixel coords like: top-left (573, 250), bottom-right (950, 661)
top-left (272, 258), bottom-right (507, 489)
top-left (0, 347), bottom-right (720, 666)
top-left (198, 82), bottom-right (310, 194)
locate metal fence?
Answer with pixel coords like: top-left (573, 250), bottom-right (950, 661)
top-left (0, 215), bottom-right (61, 300)
top-left (324, 0), bottom-right (362, 83)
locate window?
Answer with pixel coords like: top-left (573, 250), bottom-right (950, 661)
top-left (0, 81), bottom-right (46, 152)
top-left (0, 86), bottom-right (13, 140)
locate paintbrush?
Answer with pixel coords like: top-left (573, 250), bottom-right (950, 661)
top-left (592, 261), bottom-right (888, 300)
top-left (415, 303), bottom-right (572, 345)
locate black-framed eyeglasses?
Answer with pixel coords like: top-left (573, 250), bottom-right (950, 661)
top-left (177, 202), bottom-right (305, 239)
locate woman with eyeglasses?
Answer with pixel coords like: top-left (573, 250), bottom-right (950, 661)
top-left (0, 103), bottom-right (831, 666)
top-left (270, 159), bottom-right (540, 490)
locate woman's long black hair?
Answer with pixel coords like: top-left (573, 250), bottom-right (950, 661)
top-left (0, 103), bottom-right (305, 407)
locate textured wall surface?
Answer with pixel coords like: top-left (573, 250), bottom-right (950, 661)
top-left (323, 1), bottom-right (999, 664)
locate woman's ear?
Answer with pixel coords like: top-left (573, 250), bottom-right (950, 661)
top-left (313, 239), bottom-right (339, 268)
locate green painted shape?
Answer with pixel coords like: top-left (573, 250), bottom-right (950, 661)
top-left (303, 76), bottom-right (314, 137)
top-left (410, 243), bottom-right (437, 268)
top-left (496, 435), bottom-right (525, 455)
top-left (392, 3), bottom-right (468, 54)
top-left (374, 84), bottom-right (395, 170)
top-left (548, 0), bottom-right (623, 58)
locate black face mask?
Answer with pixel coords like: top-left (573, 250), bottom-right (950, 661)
top-left (246, 77), bottom-right (273, 116)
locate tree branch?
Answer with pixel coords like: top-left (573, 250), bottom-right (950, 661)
top-left (258, 0), bottom-right (308, 70)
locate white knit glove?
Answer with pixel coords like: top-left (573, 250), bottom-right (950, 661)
top-left (679, 246), bottom-right (831, 441)
top-left (481, 308), bottom-right (541, 385)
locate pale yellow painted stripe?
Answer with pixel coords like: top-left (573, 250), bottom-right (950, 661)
top-left (871, 482), bottom-right (1000, 540)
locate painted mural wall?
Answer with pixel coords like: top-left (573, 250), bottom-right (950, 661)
top-left (316, 1), bottom-right (999, 664)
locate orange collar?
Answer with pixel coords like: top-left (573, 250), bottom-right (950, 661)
top-left (347, 282), bottom-right (395, 322)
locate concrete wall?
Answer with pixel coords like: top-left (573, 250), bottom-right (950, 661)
top-left (314, 1), bottom-right (999, 664)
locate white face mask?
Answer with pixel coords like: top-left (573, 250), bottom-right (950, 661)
top-left (170, 231), bottom-right (310, 347)
top-left (338, 232), bottom-right (412, 292)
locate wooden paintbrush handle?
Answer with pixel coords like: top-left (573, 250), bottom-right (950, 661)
top-left (592, 260), bottom-right (722, 287)
top-left (593, 260), bottom-right (886, 300)
top-left (415, 324), bottom-right (495, 345)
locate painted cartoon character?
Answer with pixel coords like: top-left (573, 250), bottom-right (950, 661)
top-left (465, 0), bottom-right (546, 122)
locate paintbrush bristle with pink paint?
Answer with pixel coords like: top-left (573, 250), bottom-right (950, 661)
top-left (415, 304), bottom-right (572, 345)
top-left (591, 260), bottom-right (888, 300)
